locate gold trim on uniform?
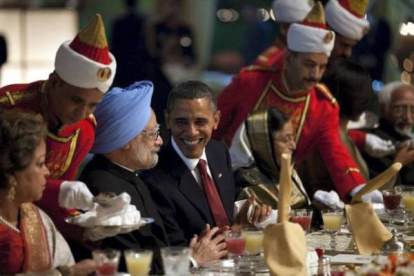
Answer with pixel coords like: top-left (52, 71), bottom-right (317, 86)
top-left (343, 167), bottom-right (361, 176)
top-left (295, 94), bottom-right (310, 144)
top-left (271, 84), bottom-right (307, 103)
top-left (88, 114), bottom-right (97, 126)
top-left (46, 129), bottom-right (80, 178)
top-left (245, 65), bottom-right (277, 72)
top-left (316, 83), bottom-right (338, 107)
top-left (253, 80), bottom-right (273, 111)
top-left (0, 90), bottom-right (37, 106)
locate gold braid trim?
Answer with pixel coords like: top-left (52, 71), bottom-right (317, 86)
top-left (316, 83), bottom-right (338, 107)
top-left (344, 167), bottom-right (361, 176)
top-left (0, 90), bottom-right (37, 105)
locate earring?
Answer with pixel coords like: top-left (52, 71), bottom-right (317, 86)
top-left (7, 186), bottom-right (15, 201)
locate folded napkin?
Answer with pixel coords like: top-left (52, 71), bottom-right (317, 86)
top-left (264, 154), bottom-right (307, 276)
top-left (72, 192), bottom-right (141, 226)
top-left (346, 163), bottom-right (401, 255)
top-left (313, 190), bottom-right (344, 210)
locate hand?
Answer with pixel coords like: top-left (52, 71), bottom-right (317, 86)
top-left (349, 185), bottom-right (383, 203)
top-left (313, 190), bottom-right (344, 210)
top-left (247, 202), bottom-right (273, 225)
top-left (84, 226), bottom-right (123, 241)
top-left (58, 181), bottom-right (95, 211)
top-left (190, 226), bottom-right (227, 266)
top-left (69, 259), bottom-right (95, 276)
top-left (365, 134), bottom-right (395, 158)
top-left (394, 144), bottom-right (414, 166)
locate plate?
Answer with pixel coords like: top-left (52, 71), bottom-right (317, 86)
top-left (65, 215), bottom-right (154, 230)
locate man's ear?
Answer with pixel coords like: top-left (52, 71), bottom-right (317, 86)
top-left (213, 110), bottom-right (221, 130)
top-left (164, 110), bottom-right (171, 129)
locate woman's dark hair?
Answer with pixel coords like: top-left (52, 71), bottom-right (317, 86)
top-left (268, 108), bottom-right (290, 133)
top-left (0, 110), bottom-right (46, 189)
top-left (323, 60), bottom-right (372, 121)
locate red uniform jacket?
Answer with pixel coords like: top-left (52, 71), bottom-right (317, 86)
top-left (0, 80), bottom-right (95, 241)
top-left (214, 66), bottom-right (365, 199)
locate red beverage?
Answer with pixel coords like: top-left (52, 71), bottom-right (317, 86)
top-left (96, 263), bottom-right (117, 276)
top-left (291, 216), bottom-right (312, 232)
top-left (383, 194), bottom-right (402, 210)
top-left (226, 238), bottom-right (246, 255)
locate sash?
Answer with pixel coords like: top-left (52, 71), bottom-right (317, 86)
top-left (20, 203), bottom-right (52, 272)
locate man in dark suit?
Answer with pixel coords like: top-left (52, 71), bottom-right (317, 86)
top-left (79, 82), bottom-right (227, 274)
top-left (142, 80), bottom-right (271, 246)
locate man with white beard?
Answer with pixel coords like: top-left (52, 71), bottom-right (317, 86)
top-left (363, 82), bottom-right (414, 186)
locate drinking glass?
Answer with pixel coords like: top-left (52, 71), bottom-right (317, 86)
top-left (322, 210), bottom-right (344, 250)
top-left (124, 249), bottom-right (153, 276)
top-left (290, 209), bottom-right (313, 233)
top-left (161, 246), bottom-right (192, 276)
top-left (243, 229), bottom-right (264, 255)
top-left (382, 189), bottom-right (402, 227)
top-left (92, 249), bottom-right (120, 276)
top-left (225, 231), bottom-right (247, 258)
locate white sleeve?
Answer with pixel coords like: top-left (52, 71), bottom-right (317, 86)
top-left (229, 123), bottom-right (255, 171)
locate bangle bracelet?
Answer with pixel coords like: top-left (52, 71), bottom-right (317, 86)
top-left (56, 265), bottom-right (71, 276)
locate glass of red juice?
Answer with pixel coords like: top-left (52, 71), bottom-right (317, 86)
top-left (92, 249), bottom-right (120, 276)
top-left (382, 189), bottom-right (402, 226)
top-left (290, 209), bottom-right (313, 233)
top-left (225, 231), bottom-right (246, 258)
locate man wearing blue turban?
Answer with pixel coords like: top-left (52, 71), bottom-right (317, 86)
top-left (78, 81), bottom-right (227, 274)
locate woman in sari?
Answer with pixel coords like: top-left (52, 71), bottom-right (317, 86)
top-left (0, 111), bottom-right (94, 275)
top-left (230, 107), bottom-right (310, 209)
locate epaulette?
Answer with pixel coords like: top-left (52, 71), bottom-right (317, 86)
top-left (256, 46), bottom-right (282, 63)
top-left (0, 90), bottom-right (37, 106)
top-left (86, 114), bottom-right (97, 127)
top-left (315, 83), bottom-right (338, 108)
top-left (244, 65), bottom-right (278, 72)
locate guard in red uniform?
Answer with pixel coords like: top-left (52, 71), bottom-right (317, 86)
top-left (216, 3), bottom-right (383, 202)
top-left (0, 15), bottom-right (118, 242)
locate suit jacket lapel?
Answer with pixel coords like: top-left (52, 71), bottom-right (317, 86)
top-left (164, 143), bottom-right (215, 225)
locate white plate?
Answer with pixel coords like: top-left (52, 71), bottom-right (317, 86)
top-left (65, 215), bottom-right (154, 230)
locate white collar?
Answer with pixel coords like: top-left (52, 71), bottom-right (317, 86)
top-left (110, 160), bottom-right (135, 173)
top-left (171, 137), bottom-right (208, 171)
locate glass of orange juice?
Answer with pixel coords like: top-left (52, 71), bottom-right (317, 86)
top-left (322, 209), bottom-right (344, 250)
top-left (124, 249), bottom-right (153, 276)
top-left (395, 186), bottom-right (414, 226)
top-left (244, 229), bottom-right (264, 255)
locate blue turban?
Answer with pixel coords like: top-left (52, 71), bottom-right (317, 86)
top-left (91, 81), bottom-right (154, 154)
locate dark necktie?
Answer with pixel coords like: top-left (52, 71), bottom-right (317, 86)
top-left (197, 159), bottom-right (230, 227)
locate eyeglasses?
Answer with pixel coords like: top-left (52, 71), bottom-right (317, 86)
top-left (393, 104), bottom-right (414, 117)
top-left (142, 125), bottom-right (161, 141)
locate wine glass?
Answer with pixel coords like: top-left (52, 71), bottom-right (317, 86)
top-left (322, 210), bottom-right (344, 250)
top-left (92, 249), bottom-right (120, 276)
top-left (290, 209), bottom-right (313, 233)
top-left (382, 189), bottom-right (402, 228)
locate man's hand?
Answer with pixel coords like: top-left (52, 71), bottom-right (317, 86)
top-left (69, 259), bottom-right (95, 276)
top-left (190, 226), bottom-right (227, 267)
top-left (349, 185), bottom-right (383, 203)
top-left (365, 134), bottom-right (395, 158)
top-left (394, 144), bottom-right (414, 166)
top-left (84, 226), bottom-right (123, 241)
top-left (234, 196), bottom-right (272, 227)
top-left (59, 181), bottom-right (95, 210)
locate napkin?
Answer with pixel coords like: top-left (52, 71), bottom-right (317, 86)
top-left (346, 163), bottom-right (401, 255)
top-left (72, 192), bottom-right (141, 226)
top-left (264, 154), bottom-right (307, 276)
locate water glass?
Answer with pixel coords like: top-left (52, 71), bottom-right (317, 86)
top-left (92, 249), bottom-right (120, 276)
top-left (396, 185), bottom-right (414, 225)
top-left (243, 229), bottom-right (264, 255)
top-left (161, 246), bottom-right (192, 276)
top-left (290, 209), bottom-right (313, 233)
top-left (124, 249), bottom-right (153, 276)
top-left (225, 231), bottom-right (246, 257)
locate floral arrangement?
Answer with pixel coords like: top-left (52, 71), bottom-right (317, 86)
top-left (345, 254), bottom-right (414, 276)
